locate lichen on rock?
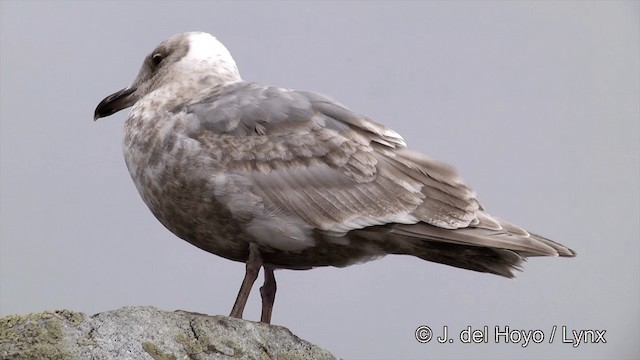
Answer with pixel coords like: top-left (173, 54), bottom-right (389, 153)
top-left (0, 306), bottom-right (338, 360)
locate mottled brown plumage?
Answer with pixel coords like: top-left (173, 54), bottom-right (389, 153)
top-left (94, 32), bottom-right (575, 323)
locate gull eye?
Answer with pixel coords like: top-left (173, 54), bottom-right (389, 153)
top-left (151, 53), bottom-right (163, 66)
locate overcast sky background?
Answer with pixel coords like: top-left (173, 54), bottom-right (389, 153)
top-left (1, 1), bottom-right (638, 359)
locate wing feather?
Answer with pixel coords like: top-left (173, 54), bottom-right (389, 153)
top-left (184, 82), bottom-right (574, 261)
top-left (186, 83), bottom-right (477, 234)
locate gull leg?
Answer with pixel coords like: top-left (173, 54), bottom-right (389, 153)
top-left (229, 243), bottom-right (262, 319)
top-left (259, 266), bottom-right (277, 324)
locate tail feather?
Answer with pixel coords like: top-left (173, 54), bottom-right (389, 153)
top-left (491, 216), bottom-right (576, 257)
top-left (347, 147), bottom-right (575, 277)
top-left (406, 240), bottom-right (525, 278)
top-left (353, 212), bottom-right (575, 278)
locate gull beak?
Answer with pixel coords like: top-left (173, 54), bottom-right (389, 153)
top-left (94, 87), bottom-right (138, 121)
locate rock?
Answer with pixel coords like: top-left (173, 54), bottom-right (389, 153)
top-left (0, 306), bottom-right (338, 360)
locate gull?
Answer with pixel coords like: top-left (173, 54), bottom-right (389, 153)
top-left (94, 32), bottom-right (575, 324)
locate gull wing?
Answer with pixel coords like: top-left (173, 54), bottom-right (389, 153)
top-left (183, 82), bottom-right (572, 259)
top-left (185, 82), bottom-right (475, 229)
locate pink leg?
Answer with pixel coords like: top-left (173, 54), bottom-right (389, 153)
top-left (260, 266), bottom-right (277, 324)
top-left (229, 243), bottom-right (262, 319)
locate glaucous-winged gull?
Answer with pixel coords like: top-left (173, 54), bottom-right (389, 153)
top-left (94, 32), bottom-right (575, 324)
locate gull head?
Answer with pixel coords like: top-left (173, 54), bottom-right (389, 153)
top-left (94, 32), bottom-right (241, 120)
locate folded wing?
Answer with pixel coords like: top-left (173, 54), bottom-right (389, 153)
top-left (183, 82), bottom-right (574, 270)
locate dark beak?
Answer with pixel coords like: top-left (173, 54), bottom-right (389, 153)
top-left (94, 87), bottom-right (138, 121)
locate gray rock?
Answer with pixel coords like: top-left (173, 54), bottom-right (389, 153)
top-left (0, 306), bottom-right (338, 360)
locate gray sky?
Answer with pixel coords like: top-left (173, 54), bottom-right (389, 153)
top-left (1, 1), bottom-right (638, 359)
